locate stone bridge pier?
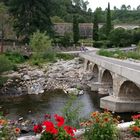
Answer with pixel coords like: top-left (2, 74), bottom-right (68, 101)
top-left (84, 59), bottom-right (140, 112)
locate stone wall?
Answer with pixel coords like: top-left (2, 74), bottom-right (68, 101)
top-left (54, 23), bottom-right (140, 38)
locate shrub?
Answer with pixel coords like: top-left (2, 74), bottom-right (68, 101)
top-left (29, 31), bottom-right (55, 65)
top-left (61, 32), bottom-right (73, 47)
top-left (61, 95), bottom-right (83, 128)
top-left (4, 51), bottom-right (26, 63)
top-left (98, 49), bottom-right (140, 60)
top-left (0, 55), bottom-right (13, 73)
top-left (130, 114), bottom-right (140, 137)
top-left (93, 41), bottom-right (104, 48)
top-left (108, 28), bottom-right (132, 47)
top-left (53, 33), bottom-right (73, 47)
top-left (82, 111), bottom-right (119, 140)
top-left (33, 114), bottom-right (77, 140)
top-left (56, 53), bottom-right (74, 60)
top-left (43, 48), bottom-right (56, 62)
top-left (30, 30), bottom-right (52, 53)
top-left (0, 112), bottom-right (20, 140)
top-left (98, 49), bottom-right (114, 57)
top-left (93, 40), bottom-right (112, 48)
top-left (126, 52), bottom-right (140, 60)
top-left (79, 39), bottom-right (93, 47)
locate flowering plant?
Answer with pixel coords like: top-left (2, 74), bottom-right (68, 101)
top-left (80, 111), bottom-right (119, 140)
top-left (0, 113), bottom-right (20, 140)
top-left (130, 114), bottom-right (140, 137)
top-left (33, 114), bottom-right (77, 140)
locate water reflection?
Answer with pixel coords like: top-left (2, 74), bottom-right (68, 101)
top-left (0, 90), bottom-right (101, 120)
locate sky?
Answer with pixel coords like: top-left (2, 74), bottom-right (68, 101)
top-left (88, 0), bottom-right (140, 11)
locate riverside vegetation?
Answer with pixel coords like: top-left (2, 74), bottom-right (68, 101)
top-left (98, 43), bottom-right (140, 60)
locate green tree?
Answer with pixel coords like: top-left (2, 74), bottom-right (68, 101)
top-left (0, 2), bottom-right (9, 53)
top-left (106, 2), bottom-right (112, 37)
top-left (29, 30), bottom-right (51, 53)
top-left (121, 4), bottom-right (127, 10)
top-left (51, 16), bottom-right (64, 23)
top-left (73, 14), bottom-right (79, 44)
top-left (109, 28), bottom-right (132, 47)
top-left (93, 10), bottom-right (99, 41)
top-left (9, 0), bottom-right (53, 43)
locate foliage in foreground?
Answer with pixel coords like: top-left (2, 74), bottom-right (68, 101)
top-left (33, 114), bottom-right (77, 140)
top-left (0, 112), bottom-right (20, 140)
top-left (130, 114), bottom-right (140, 137)
top-left (81, 111), bottom-right (119, 140)
top-left (61, 95), bottom-right (83, 128)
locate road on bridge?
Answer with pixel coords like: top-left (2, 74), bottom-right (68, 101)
top-left (86, 51), bottom-right (140, 71)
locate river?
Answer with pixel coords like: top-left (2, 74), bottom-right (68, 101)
top-left (0, 90), bottom-right (136, 123)
top-left (0, 90), bottom-right (101, 120)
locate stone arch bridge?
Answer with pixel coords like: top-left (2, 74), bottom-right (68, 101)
top-left (80, 52), bottom-right (140, 112)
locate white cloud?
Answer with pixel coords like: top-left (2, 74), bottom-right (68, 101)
top-left (88, 0), bottom-right (140, 11)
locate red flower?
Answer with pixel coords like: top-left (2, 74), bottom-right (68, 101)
top-left (72, 138), bottom-right (77, 140)
top-left (43, 121), bottom-right (54, 128)
top-left (54, 114), bottom-right (64, 127)
top-left (47, 126), bottom-right (58, 135)
top-left (132, 126), bottom-right (140, 132)
top-left (132, 114), bottom-right (140, 120)
top-left (43, 121), bottom-right (58, 135)
top-left (33, 124), bottom-right (43, 133)
top-left (64, 125), bottom-right (76, 137)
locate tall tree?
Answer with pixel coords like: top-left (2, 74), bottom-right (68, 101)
top-left (121, 4), bottom-right (127, 10)
top-left (106, 2), bottom-right (112, 37)
top-left (9, 0), bottom-right (54, 43)
top-left (73, 14), bottom-right (79, 44)
top-left (0, 2), bottom-right (9, 52)
top-left (93, 10), bottom-right (99, 41)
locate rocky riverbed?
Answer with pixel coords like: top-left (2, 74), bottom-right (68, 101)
top-left (0, 57), bottom-right (94, 97)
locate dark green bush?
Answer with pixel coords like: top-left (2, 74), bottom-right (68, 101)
top-left (56, 53), bottom-right (74, 60)
top-left (53, 33), bottom-right (73, 47)
top-left (93, 40), bottom-right (112, 48)
top-left (5, 52), bottom-right (26, 63)
top-left (0, 55), bottom-right (13, 73)
top-left (43, 48), bottom-right (56, 62)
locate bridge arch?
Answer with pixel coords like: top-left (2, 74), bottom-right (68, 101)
top-left (118, 81), bottom-right (140, 100)
top-left (92, 64), bottom-right (99, 82)
top-left (101, 70), bottom-right (113, 95)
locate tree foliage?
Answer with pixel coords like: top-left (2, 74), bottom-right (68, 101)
top-left (9, 0), bottom-right (54, 42)
top-left (106, 2), bottom-right (112, 37)
top-left (108, 28), bottom-right (132, 47)
top-left (73, 15), bottom-right (79, 44)
top-left (0, 2), bottom-right (9, 52)
top-left (93, 10), bottom-right (99, 41)
top-left (29, 30), bottom-right (51, 52)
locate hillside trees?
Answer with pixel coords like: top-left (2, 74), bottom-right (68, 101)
top-left (9, 0), bottom-right (54, 43)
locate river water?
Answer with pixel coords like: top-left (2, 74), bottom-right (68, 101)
top-left (0, 90), bottom-right (102, 120)
top-left (0, 90), bottom-right (135, 122)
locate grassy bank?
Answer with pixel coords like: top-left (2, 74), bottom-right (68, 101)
top-left (98, 49), bottom-right (140, 60)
